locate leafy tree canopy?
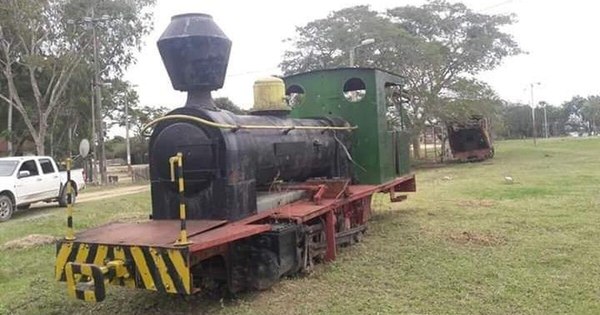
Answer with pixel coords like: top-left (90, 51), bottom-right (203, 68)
top-left (0, 0), bottom-right (155, 156)
top-left (280, 1), bottom-right (521, 157)
top-left (214, 97), bottom-right (246, 115)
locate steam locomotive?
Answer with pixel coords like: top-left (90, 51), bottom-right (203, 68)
top-left (55, 13), bottom-right (415, 302)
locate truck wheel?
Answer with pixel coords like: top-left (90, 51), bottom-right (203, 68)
top-left (0, 195), bottom-right (14, 222)
top-left (58, 185), bottom-right (77, 207)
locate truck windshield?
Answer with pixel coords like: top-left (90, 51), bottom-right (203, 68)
top-left (0, 161), bottom-right (19, 176)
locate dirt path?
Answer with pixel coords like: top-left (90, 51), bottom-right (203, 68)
top-left (77, 185), bottom-right (150, 203)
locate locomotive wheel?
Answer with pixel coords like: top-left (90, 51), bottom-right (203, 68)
top-left (250, 249), bottom-right (279, 290)
top-left (199, 278), bottom-right (228, 300)
top-left (0, 195), bottom-right (14, 222)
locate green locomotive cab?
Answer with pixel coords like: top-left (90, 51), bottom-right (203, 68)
top-left (284, 67), bottom-right (411, 184)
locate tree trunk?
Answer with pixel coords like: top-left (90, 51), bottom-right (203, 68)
top-left (440, 135), bottom-right (446, 163)
top-left (35, 120), bottom-right (47, 155)
top-left (50, 131), bottom-right (54, 157)
top-left (412, 137), bottom-right (421, 159)
top-left (433, 127), bottom-right (437, 162)
top-left (34, 137), bottom-right (45, 155)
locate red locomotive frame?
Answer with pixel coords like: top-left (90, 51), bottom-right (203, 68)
top-left (56, 174), bottom-right (415, 299)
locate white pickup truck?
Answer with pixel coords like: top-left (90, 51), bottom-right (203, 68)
top-left (0, 156), bottom-right (86, 221)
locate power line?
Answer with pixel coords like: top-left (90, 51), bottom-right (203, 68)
top-left (478, 0), bottom-right (518, 13)
top-left (226, 68), bottom-right (281, 78)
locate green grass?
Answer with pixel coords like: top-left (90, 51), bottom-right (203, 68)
top-left (1, 137), bottom-right (599, 314)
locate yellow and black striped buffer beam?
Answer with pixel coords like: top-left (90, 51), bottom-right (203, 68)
top-left (56, 241), bottom-right (192, 295)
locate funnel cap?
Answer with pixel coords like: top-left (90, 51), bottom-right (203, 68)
top-left (158, 13), bottom-right (232, 91)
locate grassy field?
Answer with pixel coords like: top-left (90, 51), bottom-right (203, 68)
top-left (1, 137), bottom-right (599, 314)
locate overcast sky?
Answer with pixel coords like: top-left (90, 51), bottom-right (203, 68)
top-left (125, 0), bottom-right (600, 112)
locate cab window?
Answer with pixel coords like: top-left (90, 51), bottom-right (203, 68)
top-left (39, 159), bottom-right (55, 174)
top-left (18, 160), bottom-right (40, 177)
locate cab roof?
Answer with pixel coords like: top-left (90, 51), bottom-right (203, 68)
top-left (0, 156), bottom-right (53, 162)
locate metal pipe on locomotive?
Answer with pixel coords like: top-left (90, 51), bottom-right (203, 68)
top-left (55, 13), bottom-right (416, 302)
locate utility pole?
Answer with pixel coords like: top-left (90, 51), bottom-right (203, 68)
top-left (67, 9), bottom-right (112, 185)
top-left (543, 103), bottom-right (549, 138)
top-left (90, 82), bottom-right (98, 183)
top-left (530, 82), bottom-right (541, 146)
top-left (349, 38), bottom-right (375, 67)
top-left (125, 94), bottom-right (132, 176)
top-left (92, 10), bottom-right (107, 185)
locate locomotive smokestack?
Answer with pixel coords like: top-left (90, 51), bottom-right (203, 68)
top-left (157, 13), bottom-right (232, 109)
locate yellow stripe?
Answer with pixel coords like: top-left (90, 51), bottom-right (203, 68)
top-left (130, 247), bottom-right (155, 290)
top-left (150, 248), bottom-right (177, 293)
top-left (114, 246), bottom-right (125, 261)
top-left (75, 244), bottom-right (90, 262)
top-left (113, 247), bottom-right (135, 288)
top-left (167, 249), bottom-right (190, 294)
top-left (55, 243), bottom-right (72, 281)
top-left (84, 290), bottom-right (96, 302)
top-left (64, 263), bottom-right (76, 299)
top-left (79, 265), bottom-right (97, 302)
top-left (81, 264), bottom-right (91, 276)
top-left (94, 245), bottom-right (108, 265)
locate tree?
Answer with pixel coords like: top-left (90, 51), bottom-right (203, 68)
top-left (129, 104), bottom-right (166, 164)
top-left (435, 78), bottom-right (503, 124)
top-left (497, 101), bottom-right (568, 139)
top-left (130, 105), bottom-right (167, 138)
top-left (214, 97), bottom-right (246, 115)
top-left (563, 96), bottom-right (589, 135)
top-left (280, 1), bottom-right (521, 158)
top-left (0, 0), bottom-right (155, 155)
top-left (280, 6), bottom-right (392, 74)
top-left (542, 103), bottom-right (569, 137)
top-left (581, 96), bottom-right (600, 135)
top-left (0, 73), bottom-right (33, 155)
top-left (499, 103), bottom-right (533, 139)
top-left (103, 79), bottom-right (140, 128)
top-left (0, 0), bottom-right (85, 155)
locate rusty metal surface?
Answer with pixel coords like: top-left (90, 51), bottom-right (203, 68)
top-left (305, 178), bottom-right (350, 199)
top-left (325, 210), bottom-right (336, 262)
top-left (189, 224), bottom-right (271, 252)
top-left (272, 175), bottom-right (416, 222)
top-left (73, 175), bottom-right (415, 253)
top-left (273, 199), bottom-right (336, 222)
top-left (75, 220), bottom-right (227, 247)
top-left (453, 148), bottom-right (493, 161)
top-left (447, 116), bottom-right (494, 162)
